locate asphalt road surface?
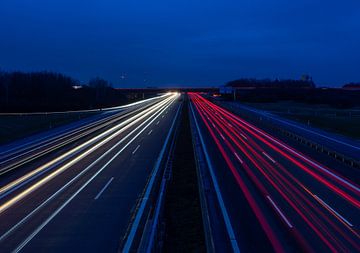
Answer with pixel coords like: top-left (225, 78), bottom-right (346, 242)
top-left (0, 92), bottom-right (181, 252)
top-left (223, 102), bottom-right (360, 161)
top-left (189, 93), bottom-right (359, 253)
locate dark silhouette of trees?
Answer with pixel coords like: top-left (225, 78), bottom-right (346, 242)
top-left (222, 78), bottom-right (360, 108)
top-left (0, 71), bottom-right (127, 112)
top-left (343, 83), bottom-right (360, 89)
top-left (225, 78), bottom-right (315, 89)
top-left (88, 77), bottom-right (113, 106)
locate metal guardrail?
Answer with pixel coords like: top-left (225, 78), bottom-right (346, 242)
top-left (189, 102), bottom-right (240, 253)
top-left (188, 105), bottom-right (216, 253)
top-left (277, 128), bottom-right (360, 169)
top-left (138, 111), bottom-right (181, 253)
top-left (214, 100), bottom-right (360, 170)
top-left (121, 100), bottom-right (183, 253)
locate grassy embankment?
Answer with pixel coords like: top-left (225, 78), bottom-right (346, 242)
top-left (246, 102), bottom-right (360, 139)
top-left (0, 112), bottom-right (99, 145)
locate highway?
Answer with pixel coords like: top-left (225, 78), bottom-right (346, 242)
top-left (222, 102), bottom-right (360, 161)
top-left (0, 92), bottom-right (181, 252)
top-left (189, 93), bottom-right (359, 252)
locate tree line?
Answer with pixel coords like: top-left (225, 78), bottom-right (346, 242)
top-left (226, 78), bottom-right (315, 89)
top-left (223, 78), bottom-right (360, 108)
top-left (0, 71), bottom-right (129, 112)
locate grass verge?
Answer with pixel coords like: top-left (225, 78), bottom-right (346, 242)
top-left (245, 102), bottom-right (360, 139)
top-left (0, 112), bottom-right (99, 145)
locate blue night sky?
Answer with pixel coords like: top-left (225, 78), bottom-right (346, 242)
top-left (0, 0), bottom-right (359, 87)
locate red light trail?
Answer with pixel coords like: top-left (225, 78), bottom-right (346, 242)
top-left (190, 92), bottom-right (359, 252)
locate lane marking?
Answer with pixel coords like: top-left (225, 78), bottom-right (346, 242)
top-left (189, 103), bottom-right (240, 253)
top-left (314, 195), bottom-right (353, 227)
top-left (240, 133), bottom-right (247, 140)
top-left (132, 145), bottom-right (140, 155)
top-left (0, 114), bottom-right (161, 243)
top-left (0, 96), bottom-right (176, 201)
top-left (262, 152), bottom-right (276, 164)
top-left (156, 121), bottom-right (160, 125)
top-left (230, 113), bottom-right (360, 193)
top-left (147, 130), bottom-right (153, 135)
top-left (220, 134), bottom-right (225, 140)
top-left (241, 105), bottom-right (360, 150)
top-left (267, 195), bottom-right (293, 228)
top-left (234, 152), bottom-right (243, 164)
top-left (8, 94), bottom-right (179, 252)
top-left (123, 100), bottom-right (182, 252)
top-left (94, 177), bottom-right (114, 200)
top-left (0, 93), bottom-right (172, 159)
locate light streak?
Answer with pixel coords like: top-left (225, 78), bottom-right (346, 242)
top-left (0, 94), bottom-right (178, 214)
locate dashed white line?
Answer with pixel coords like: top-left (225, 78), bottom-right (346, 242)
top-left (162, 115), bottom-right (165, 118)
top-left (220, 134), bottom-right (225, 140)
top-left (314, 195), bottom-right (353, 227)
top-left (7, 96), bottom-right (178, 253)
top-left (228, 123), bottom-right (233, 128)
top-left (94, 177), bottom-right (114, 200)
top-left (262, 152), bottom-right (276, 163)
top-left (132, 145), bottom-right (140, 154)
top-left (267, 195), bottom-right (293, 228)
top-left (156, 121), bottom-right (160, 125)
top-left (234, 152), bottom-right (243, 164)
top-left (148, 130), bottom-right (153, 135)
top-left (233, 116), bottom-right (360, 193)
top-left (240, 133), bottom-right (247, 140)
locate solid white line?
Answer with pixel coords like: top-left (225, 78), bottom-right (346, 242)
top-left (0, 112), bottom-right (164, 243)
top-left (132, 145), bottom-right (140, 154)
top-left (229, 113), bottom-right (360, 193)
top-left (234, 153), bottom-right (243, 164)
top-left (94, 177), bottom-right (114, 200)
top-left (0, 94), bottom-right (171, 159)
top-left (267, 195), bottom-right (293, 228)
top-left (314, 195), bottom-right (353, 227)
top-left (122, 100), bottom-right (181, 252)
top-left (190, 103), bottom-right (240, 253)
top-left (9, 95), bottom-right (179, 253)
top-left (262, 152), bottom-right (276, 164)
top-left (147, 130), bottom-right (153, 135)
top-left (241, 105), bottom-right (360, 150)
top-left (0, 96), bottom-right (175, 210)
